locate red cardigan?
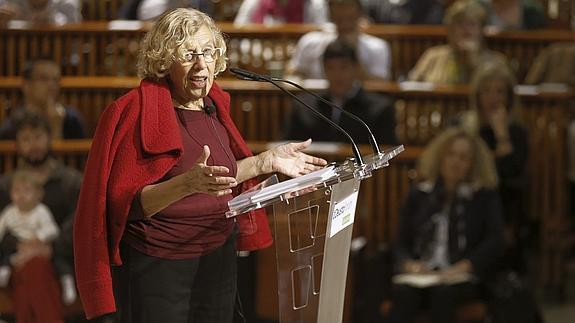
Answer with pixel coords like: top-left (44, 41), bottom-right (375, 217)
top-left (73, 80), bottom-right (272, 319)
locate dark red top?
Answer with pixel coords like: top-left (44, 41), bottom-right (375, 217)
top-left (124, 106), bottom-right (237, 259)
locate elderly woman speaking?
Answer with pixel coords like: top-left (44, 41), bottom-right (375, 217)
top-left (73, 8), bottom-right (327, 323)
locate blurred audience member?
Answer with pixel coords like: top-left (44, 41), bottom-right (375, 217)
top-left (388, 127), bottom-right (504, 323)
top-left (0, 170), bottom-right (77, 314)
top-left (287, 0), bottom-right (391, 80)
top-left (0, 114), bottom-right (83, 321)
top-left (524, 42), bottom-right (575, 241)
top-left (136, 0), bottom-right (215, 20)
top-left (234, 0), bottom-right (328, 25)
top-left (408, 0), bottom-right (507, 84)
top-left (117, 0), bottom-right (143, 19)
top-left (360, 0), bottom-right (443, 25)
top-left (525, 42), bottom-right (575, 86)
top-left (459, 62), bottom-right (529, 272)
top-left (0, 58), bottom-right (85, 140)
top-left (479, 0), bottom-right (546, 31)
top-left (0, 0), bottom-right (81, 26)
top-left (285, 39), bottom-right (397, 145)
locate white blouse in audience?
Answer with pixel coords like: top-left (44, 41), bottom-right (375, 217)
top-left (288, 26), bottom-right (391, 80)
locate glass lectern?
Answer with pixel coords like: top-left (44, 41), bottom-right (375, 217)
top-left (227, 145), bottom-right (404, 323)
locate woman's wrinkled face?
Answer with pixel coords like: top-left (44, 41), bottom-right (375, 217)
top-left (168, 25), bottom-right (217, 106)
top-left (478, 78), bottom-right (508, 119)
top-left (440, 137), bottom-right (473, 187)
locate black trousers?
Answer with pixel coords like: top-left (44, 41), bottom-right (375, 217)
top-left (113, 232), bottom-right (237, 323)
top-left (386, 282), bottom-right (476, 323)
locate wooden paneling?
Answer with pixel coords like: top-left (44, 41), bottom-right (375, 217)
top-left (1, 23), bottom-right (574, 80)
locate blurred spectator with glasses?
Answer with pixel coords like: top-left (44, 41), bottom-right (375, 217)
top-left (408, 0), bottom-right (507, 84)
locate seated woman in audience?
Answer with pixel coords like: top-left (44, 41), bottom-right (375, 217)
top-left (458, 62), bottom-right (529, 272)
top-left (234, 0), bottom-right (328, 25)
top-left (387, 127), bottom-right (504, 323)
top-left (0, 0), bottom-right (81, 26)
top-left (479, 0), bottom-right (546, 31)
top-left (0, 58), bottom-right (85, 140)
top-left (408, 0), bottom-right (507, 84)
top-left (525, 42), bottom-right (575, 86)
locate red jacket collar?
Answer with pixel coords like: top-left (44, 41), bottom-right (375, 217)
top-left (139, 79), bottom-right (183, 155)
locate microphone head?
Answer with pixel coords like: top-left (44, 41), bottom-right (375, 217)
top-left (229, 67), bottom-right (266, 81)
top-left (204, 105), bottom-right (215, 115)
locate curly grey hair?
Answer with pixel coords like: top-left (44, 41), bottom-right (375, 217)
top-left (137, 8), bottom-right (227, 80)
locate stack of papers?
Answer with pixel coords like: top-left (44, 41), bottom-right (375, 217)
top-left (392, 272), bottom-right (472, 288)
top-left (228, 166), bottom-right (336, 210)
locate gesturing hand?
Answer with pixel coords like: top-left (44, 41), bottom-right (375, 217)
top-left (181, 145), bottom-right (237, 196)
top-left (259, 139), bottom-right (328, 177)
top-left (488, 104), bottom-right (509, 137)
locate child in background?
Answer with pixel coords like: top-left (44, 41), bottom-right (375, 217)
top-left (0, 170), bottom-right (76, 305)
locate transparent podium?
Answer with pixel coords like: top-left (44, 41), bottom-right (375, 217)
top-left (227, 145), bottom-right (404, 323)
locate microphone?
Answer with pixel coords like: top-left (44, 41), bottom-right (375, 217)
top-left (229, 67), bottom-right (365, 166)
top-left (229, 67), bottom-right (381, 156)
top-left (204, 104), bottom-right (215, 115)
top-left (270, 78), bottom-right (382, 156)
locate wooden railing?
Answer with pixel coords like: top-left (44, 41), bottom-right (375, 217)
top-left (1, 23), bottom-right (574, 80)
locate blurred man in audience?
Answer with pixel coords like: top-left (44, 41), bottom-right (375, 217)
top-left (286, 0), bottom-right (391, 80)
top-left (479, 0), bottom-right (546, 31)
top-left (0, 113), bottom-right (83, 322)
top-left (234, 0), bottom-right (328, 25)
top-left (408, 0), bottom-right (507, 84)
top-left (0, 0), bottom-right (81, 26)
top-left (285, 39), bottom-right (398, 145)
top-left (0, 58), bottom-right (85, 140)
top-left (360, 0), bottom-right (444, 25)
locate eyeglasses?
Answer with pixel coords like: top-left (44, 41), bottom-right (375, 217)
top-left (182, 47), bottom-right (222, 64)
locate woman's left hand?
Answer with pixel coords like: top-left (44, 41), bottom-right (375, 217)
top-left (259, 139), bottom-right (328, 177)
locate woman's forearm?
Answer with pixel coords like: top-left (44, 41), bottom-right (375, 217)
top-left (236, 154), bottom-right (269, 184)
top-left (139, 174), bottom-right (189, 217)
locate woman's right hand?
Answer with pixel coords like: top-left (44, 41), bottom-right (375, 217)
top-left (180, 145), bottom-right (237, 197)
